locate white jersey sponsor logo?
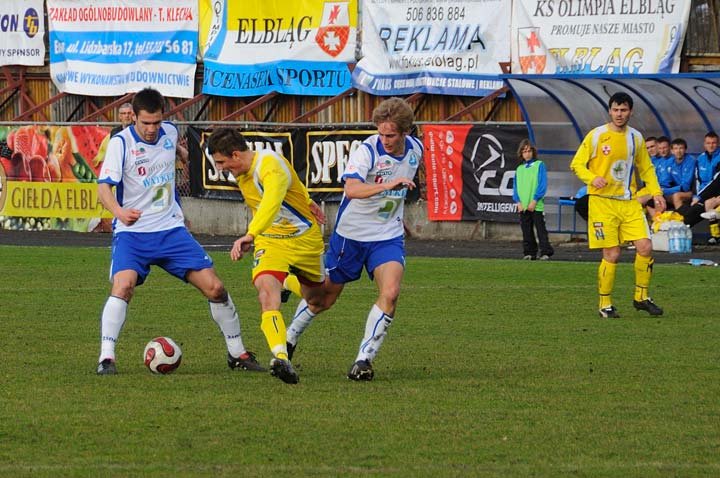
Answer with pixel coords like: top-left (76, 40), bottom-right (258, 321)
top-left (98, 121), bottom-right (184, 233)
top-left (335, 134), bottom-right (422, 242)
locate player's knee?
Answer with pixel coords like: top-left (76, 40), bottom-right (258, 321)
top-left (306, 293), bottom-right (333, 313)
top-left (204, 280), bottom-right (227, 302)
top-left (111, 282), bottom-right (135, 302)
top-left (603, 248), bottom-right (621, 263)
top-left (382, 283), bottom-right (401, 303)
top-left (635, 239), bottom-right (653, 256)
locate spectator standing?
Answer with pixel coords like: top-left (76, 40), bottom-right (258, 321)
top-left (110, 102), bottom-right (134, 136)
top-left (513, 139), bottom-right (554, 260)
top-left (570, 92), bottom-right (666, 319)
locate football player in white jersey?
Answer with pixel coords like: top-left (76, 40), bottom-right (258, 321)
top-left (286, 97), bottom-right (422, 381)
top-left (95, 88), bottom-right (263, 375)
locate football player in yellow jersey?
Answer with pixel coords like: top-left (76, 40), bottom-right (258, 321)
top-left (206, 128), bottom-right (327, 384)
top-left (571, 92), bottom-right (667, 319)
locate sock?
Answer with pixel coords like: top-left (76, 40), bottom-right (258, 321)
top-left (356, 304), bottom-right (393, 363)
top-left (287, 299), bottom-right (316, 346)
top-left (598, 259), bottom-right (617, 309)
top-left (710, 221), bottom-right (720, 238)
top-left (99, 296), bottom-right (128, 362)
top-left (261, 310), bottom-right (288, 360)
top-left (282, 274), bottom-right (302, 297)
top-left (633, 255), bottom-right (654, 302)
top-left (209, 293), bottom-right (246, 358)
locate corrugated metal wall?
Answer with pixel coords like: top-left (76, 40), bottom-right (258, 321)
top-left (686, 0), bottom-right (720, 54)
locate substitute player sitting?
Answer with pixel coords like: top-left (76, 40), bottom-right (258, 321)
top-left (570, 92), bottom-right (666, 319)
top-left (206, 128), bottom-right (326, 384)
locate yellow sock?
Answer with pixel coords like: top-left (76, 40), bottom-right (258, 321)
top-left (710, 222), bottom-right (720, 238)
top-left (598, 259), bottom-right (616, 309)
top-left (261, 310), bottom-right (288, 360)
top-left (282, 274), bottom-right (302, 297)
top-left (634, 255), bottom-right (654, 301)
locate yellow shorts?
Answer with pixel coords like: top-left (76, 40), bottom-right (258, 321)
top-left (587, 195), bottom-right (650, 249)
top-left (252, 227), bottom-right (325, 284)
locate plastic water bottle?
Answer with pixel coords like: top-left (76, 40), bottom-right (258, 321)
top-left (684, 225), bottom-right (693, 253)
top-left (669, 224), bottom-right (680, 253)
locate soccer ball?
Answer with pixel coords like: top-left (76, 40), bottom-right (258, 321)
top-left (143, 337), bottom-right (182, 374)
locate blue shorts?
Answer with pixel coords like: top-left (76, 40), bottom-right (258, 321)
top-left (110, 227), bottom-right (213, 285)
top-left (325, 233), bottom-right (405, 284)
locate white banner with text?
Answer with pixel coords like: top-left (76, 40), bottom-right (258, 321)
top-left (47, 0), bottom-right (198, 98)
top-left (199, 0), bottom-right (357, 97)
top-left (511, 0), bottom-right (692, 74)
top-left (353, 0), bottom-right (509, 96)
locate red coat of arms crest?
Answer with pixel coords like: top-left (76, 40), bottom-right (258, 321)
top-left (315, 2), bottom-right (350, 57)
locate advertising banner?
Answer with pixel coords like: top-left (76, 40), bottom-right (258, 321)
top-left (187, 125), bottom-right (410, 203)
top-left (47, 0), bottom-right (198, 98)
top-left (353, 0), bottom-right (508, 96)
top-left (0, 0), bottom-right (45, 66)
top-left (199, 0), bottom-right (357, 97)
top-left (423, 124), bottom-right (527, 222)
top-left (0, 125), bottom-right (113, 232)
top-left (511, 0), bottom-right (692, 74)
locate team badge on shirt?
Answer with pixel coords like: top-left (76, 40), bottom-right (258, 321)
top-left (602, 145), bottom-right (611, 155)
top-left (610, 160), bottom-right (628, 181)
top-left (409, 152), bottom-right (418, 166)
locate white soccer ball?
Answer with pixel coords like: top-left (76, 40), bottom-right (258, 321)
top-left (143, 337), bottom-right (182, 374)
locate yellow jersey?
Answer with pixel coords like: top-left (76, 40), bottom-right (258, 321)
top-left (236, 149), bottom-right (318, 239)
top-left (570, 124), bottom-right (661, 200)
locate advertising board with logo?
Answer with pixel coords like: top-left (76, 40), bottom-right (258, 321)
top-left (0, 124), bottom-right (113, 232)
top-left (199, 0), bottom-right (357, 96)
top-left (187, 126), bottom-right (418, 203)
top-left (47, 0), bottom-right (198, 97)
top-left (423, 124), bottom-right (528, 222)
top-left (353, 0), bottom-right (508, 96)
top-left (0, 0), bottom-right (45, 66)
top-left (511, 0), bottom-right (692, 74)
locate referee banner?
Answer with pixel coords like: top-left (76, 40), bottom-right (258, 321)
top-left (199, 0), bottom-right (357, 97)
top-left (423, 124), bottom-right (527, 222)
top-left (511, 0), bottom-right (692, 74)
top-left (353, 0), bottom-right (508, 97)
top-left (47, 0), bottom-right (198, 98)
top-left (0, 1), bottom-right (45, 66)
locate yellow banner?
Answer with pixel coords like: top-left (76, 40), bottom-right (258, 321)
top-left (0, 180), bottom-right (112, 219)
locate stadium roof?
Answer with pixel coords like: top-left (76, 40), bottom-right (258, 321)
top-left (503, 73), bottom-right (720, 155)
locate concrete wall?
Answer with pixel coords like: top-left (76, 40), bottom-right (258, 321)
top-left (182, 197), bottom-right (586, 242)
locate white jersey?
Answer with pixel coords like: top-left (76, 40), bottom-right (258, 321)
top-left (335, 134), bottom-right (422, 241)
top-left (98, 121), bottom-right (184, 233)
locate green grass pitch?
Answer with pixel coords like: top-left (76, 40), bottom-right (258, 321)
top-left (0, 245), bottom-right (718, 477)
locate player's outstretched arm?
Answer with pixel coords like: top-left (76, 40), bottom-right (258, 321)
top-left (230, 234), bottom-right (254, 261)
